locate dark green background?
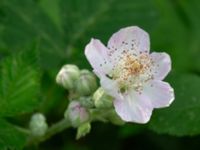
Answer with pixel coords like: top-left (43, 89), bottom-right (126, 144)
top-left (0, 0), bottom-right (200, 149)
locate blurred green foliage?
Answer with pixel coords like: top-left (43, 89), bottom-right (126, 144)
top-left (0, 0), bottom-right (200, 149)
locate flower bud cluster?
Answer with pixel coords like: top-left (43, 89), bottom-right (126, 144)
top-left (56, 64), bottom-right (124, 139)
top-left (56, 64), bottom-right (97, 96)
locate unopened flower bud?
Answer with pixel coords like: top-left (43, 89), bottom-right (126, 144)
top-left (93, 88), bottom-right (113, 108)
top-left (76, 70), bottom-right (97, 96)
top-left (56, 64), bottom-right (80, 90)
top-left (76, 122), bottom-right (91, 140)
top-left (29, 113), bottom-right (48, 137)
top-left (64, 101), bottom-right (90, 127)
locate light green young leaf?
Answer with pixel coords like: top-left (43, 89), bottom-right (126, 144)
top-left (76, 123), bottom-right (91, 140)
top-left (148, 73), bottom-right (200, 136)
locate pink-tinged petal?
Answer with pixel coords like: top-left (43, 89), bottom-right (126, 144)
top-left (151, 52), bottom-right (171, 80)
top-left (100, 75), bottom-right (119, 97)
top-left (114, 90), bottom-right (153, 123)
top-left (143, 80), bottom-right (174, 108)
top-left (107, 26), bottom-right (150, 58)
top-left (85, 39), bottom-right (112, 77)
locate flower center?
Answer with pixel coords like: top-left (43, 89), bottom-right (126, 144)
top-left (111, 53), bottom-right (153, 93)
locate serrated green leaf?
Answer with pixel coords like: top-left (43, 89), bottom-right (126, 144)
top-left (0, 0), bottom-right (65, 69)
top-left (0, 49), bottom-right (40, 116)
top-left (61, 0), bottom-right (159, 67)
top-left (38, 0), bottom-right (62, 31)
top-left (176, 0), bottom-right (200, 71)
top-left (152, 0), bottom-right (200, 72)
top-left (0, 0), bottom-right (159, 71)
top-left (151, 0), bottom-right (191, 72)
top-left (0, 119), bottom-right (27, 150)
top-left (148, 73), bottom-right (200, 136)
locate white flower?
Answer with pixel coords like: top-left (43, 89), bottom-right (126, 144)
top-left (85, 26), bottom-right (174, 123)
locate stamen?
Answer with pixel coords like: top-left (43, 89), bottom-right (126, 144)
top-left (111, 52), bottom-right (153, 92)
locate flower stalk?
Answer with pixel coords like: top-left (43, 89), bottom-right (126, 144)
top-left (26, 108), bottom-right (115, 146)
top-left (27, 118), bottom-right (70, 146)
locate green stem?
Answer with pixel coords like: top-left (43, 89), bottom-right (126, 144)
top-left (26, 109), bottom-right (113, 146)
top-left (14, 125), bottom-right (30, 135)
top-left (27, 118), bottom-right (71, 146)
